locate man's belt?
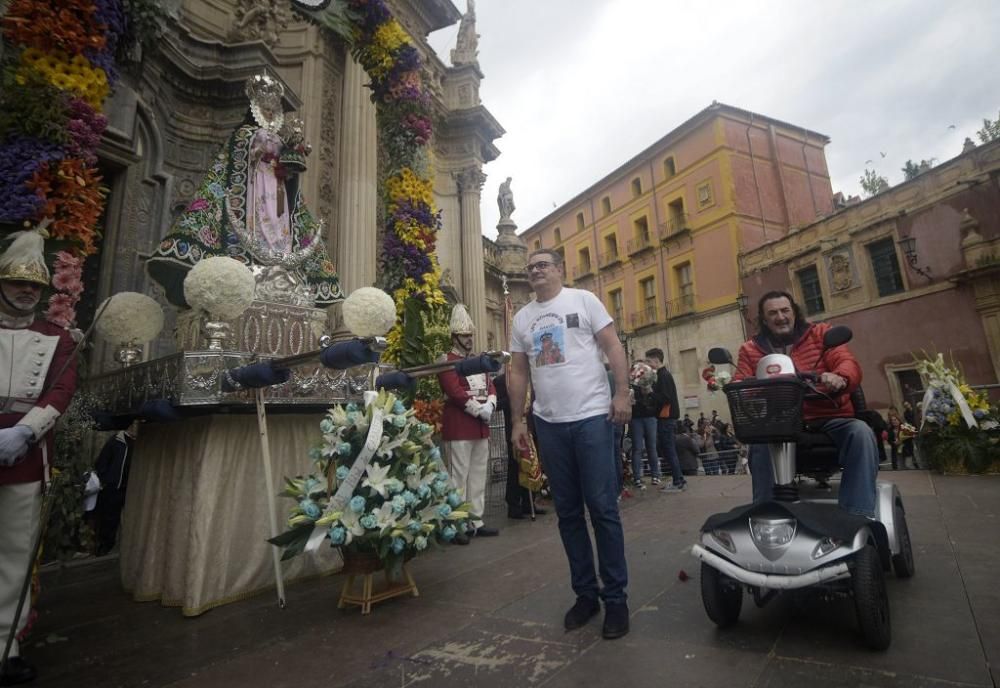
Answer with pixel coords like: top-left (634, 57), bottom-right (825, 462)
top-left (0, 397), bottom-right (35, 415)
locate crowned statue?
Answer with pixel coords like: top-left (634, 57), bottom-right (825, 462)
top-left (147, 74), bottom-right (343, 309)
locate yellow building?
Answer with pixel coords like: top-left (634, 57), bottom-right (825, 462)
top-left (518, 103), bottom-right (835, 415)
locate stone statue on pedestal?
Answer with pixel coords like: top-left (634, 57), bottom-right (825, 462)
top-left (497, 177), bottom-right (515, 221)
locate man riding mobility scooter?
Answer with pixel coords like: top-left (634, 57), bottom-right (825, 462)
top-left (690, 299), bottom-right (915, 651)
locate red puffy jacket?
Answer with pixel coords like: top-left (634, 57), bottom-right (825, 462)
top-left (733, 322), bottom-right (861, 421)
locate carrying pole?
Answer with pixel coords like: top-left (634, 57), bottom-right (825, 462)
top-left (255, 388), bottom-right (286, 608)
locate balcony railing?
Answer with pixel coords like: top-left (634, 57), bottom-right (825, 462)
top-left (630, 305), bottom-right (660, 330)
top-left (598, 251), bottom-right (622, 268)
top-left (627, 235), bottom-right (654, 256)
top-left (665, 293), bottom-right (695, 318)
top-left (658, 214), bottom-right (690, 241)
top-left (572, 263), bottom-right (595, 280)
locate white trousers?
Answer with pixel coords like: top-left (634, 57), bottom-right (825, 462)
top-left (442, 439), bottom-right (489, 528)
top-left (0, 481), bottom-right (41, 658)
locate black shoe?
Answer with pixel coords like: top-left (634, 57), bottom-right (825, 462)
top-left (564, 596), bottom-right (600, 630)
top-left (452, 531), bottom-right (470, 545)
top-left (507, 508), bottom-right (526, 520)
top-left (473, 526), bottom-right (499, 537)
top-left (0, 656), bottom-right (37, 686)
top-left (602, 602), bottom-right (630, 639)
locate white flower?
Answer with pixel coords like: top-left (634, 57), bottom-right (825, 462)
top-left (95, 292), bottom-right (164, 345)
top-left (362, 462), bottom-right (391, 497)
top-left (337, 509), bottom-right (366, 540)
top-left (372, 502), bottom-right (398, 531)
top-left (341, 287), bottom-right (396, 337)
top-left (183, 256), bottom-right (256, 321)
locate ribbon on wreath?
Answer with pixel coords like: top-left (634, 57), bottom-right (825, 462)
top-left (920, 381), bottom-right (977, 431)
top-left (305, 391), bottom-right (385, 553)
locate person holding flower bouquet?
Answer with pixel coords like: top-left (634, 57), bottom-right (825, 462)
top-left (628, 361), bottom-right (661, 487)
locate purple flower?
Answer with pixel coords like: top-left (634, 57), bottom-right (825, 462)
top-left (0, 137), bottom-right (63, 223)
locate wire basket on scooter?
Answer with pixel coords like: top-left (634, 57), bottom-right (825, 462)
top-left (723, 377), bottom-right (805, 443)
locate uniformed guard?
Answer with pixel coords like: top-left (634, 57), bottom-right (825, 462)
top-left (436, 305), bottom-right (499, 544)
top-left (0, 224), bottom-right (78, 686)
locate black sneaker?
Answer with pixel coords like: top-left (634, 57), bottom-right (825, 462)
top-left (563, 596), bottom-right (600, 630)
top-left (602, 601), bottom-right (630, 639)
top-left (0, 656), bottom-right (37, 686)
top-left (452, 531), bottom-right (470, 545)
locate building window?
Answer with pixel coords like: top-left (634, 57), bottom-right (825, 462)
top-left (673, 261), bottom-right (694, 313)
top-left (640, 276), bottom-right (656, 311)
top-left (556, 247), bottom-right (565, 264)
top-left (601, 196), bottom-right (611, 216)
top-left (576, 212), bottom-right (585, 231)
top-left (867, 238), bottom-right (904, 297)
top-left (554, 227), bottom-right (561, 244)
top-left (604, 233), bottom-right (618, 259)
top-left (579, 247), bottom-right (591, 272)
top-left (631, 177), bottom-right (642, 198)
top-left (696, 182), bottom-right (713, 208)
top-left (533, 239), bottom-right (541, 251)
top-left (666, 198), bottom-right (686, 233)
top-left (634, 216), bottom-right (649, 245)
top-left (797, 265), bottom-right (825, 315)
top-left (664, 156), bottom-right (676, 178)
top-left (609, 288), bottom-right (624, 324)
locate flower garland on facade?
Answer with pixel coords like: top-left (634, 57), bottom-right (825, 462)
top-left (345, 0), bottom-right (447, 364)
top-left (0, 0), bottom-right (162, 327)
top-left (0, 0), bottom-right (125, 327)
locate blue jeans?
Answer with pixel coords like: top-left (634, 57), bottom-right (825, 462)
top-left (612, 423), bottom-right (624, 494)
top-left (657, 418), bottom-right (685, 486)
top-left (534, 414), bottom-right (629, 604)
top-left (629, 416), bottom-right (660, 481)
top-left (748, 417), bottom-right (879, 517)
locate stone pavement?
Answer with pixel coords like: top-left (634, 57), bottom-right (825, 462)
top-left (25, 471), bottom-right (999, 687)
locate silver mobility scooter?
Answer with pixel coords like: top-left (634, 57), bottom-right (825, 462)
top-left (691, 326), bottom-right (915, 650)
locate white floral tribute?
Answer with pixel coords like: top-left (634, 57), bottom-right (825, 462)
top-left (271, 390), bottom-right (472, 572)
top-left (341, 286), bottom-right (397, 337)
top-left (183, 256), bottom-right (256, 321)
top-left (94, 292), bottom-right (165, 345)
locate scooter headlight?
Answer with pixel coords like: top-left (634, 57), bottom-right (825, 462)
top-left (709, 530), bottom-right (736, 554)
top-left (812, 536), bottom-right (842, 559)
top-left (749, 517), bottom-right (796, 548)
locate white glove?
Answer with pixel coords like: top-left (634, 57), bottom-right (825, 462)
top-left (478, 401), bottom-right (495, 422)
top-left (464, 398), bottom-right (484, 418)
top-left (0, 426), bottom-right (34, 466)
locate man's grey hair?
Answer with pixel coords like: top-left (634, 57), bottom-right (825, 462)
top-left (527, 248), bottom-right (563, 265)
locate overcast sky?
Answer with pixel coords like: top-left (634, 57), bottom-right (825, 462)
top-left (428, 0), bottom-right (1000, 239)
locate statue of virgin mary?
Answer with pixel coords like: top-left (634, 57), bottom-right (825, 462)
top-left (147, 74), bottom-right (343, 308)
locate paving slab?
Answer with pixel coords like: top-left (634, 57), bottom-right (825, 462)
top-left (19, 473), bottom-right (998, 688)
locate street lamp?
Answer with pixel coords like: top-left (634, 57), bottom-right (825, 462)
top-left (736, 294), bottom-right (749, 340)
top-left (897, 235), bottom-right (932, 280)
top-left (618, 330), bottom-right (631, 361)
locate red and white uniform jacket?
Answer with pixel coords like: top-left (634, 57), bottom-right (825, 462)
top-left (437, 350), bottom-right (497, 441)
top-left (0, 318), bottom-right (78, 486)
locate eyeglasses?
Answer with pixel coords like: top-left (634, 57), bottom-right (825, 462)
top-left (525, 260), bottom-right (556, 273)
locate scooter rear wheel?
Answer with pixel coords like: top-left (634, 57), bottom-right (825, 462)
top-left (891, 502), bottom-right (915, 578)
top-left (700, 562), bottom-right (742, 628)
top-left (852, 544), bottom-right (891, 650)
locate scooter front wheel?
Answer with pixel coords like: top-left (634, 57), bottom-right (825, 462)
top-left (852, 544), bottom-right (891, 650)
top-left (700, 562), bottom-right (742, 628)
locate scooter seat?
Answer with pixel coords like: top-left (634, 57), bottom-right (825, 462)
top-left (795, 429), bottom-right (841, 474)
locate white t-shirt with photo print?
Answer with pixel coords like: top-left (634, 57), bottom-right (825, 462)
top-left (511, 287), bottom-right (614, 423)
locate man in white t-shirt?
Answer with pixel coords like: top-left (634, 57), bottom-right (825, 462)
top-left (508, 249), bottom-right (632, 640)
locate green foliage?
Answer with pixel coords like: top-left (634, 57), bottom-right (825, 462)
top-left (43, 391), bottom-right (102, 562)
top-left (297, 0), bottom-right (360, 47)
top-left (920, 426), bottom-right (1000, 474)
top-left (0, 61), bottom-right (70, 144)
top-left (859, 168), bottom-right (890, 197)
top-left (976, 111), bottom-right (1000, 144)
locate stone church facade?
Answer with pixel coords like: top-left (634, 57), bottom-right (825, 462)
top-left (91, 0), bottom-right (504, 369)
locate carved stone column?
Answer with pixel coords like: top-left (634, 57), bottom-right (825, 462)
top-left (456, 167), bottom-right (489, 350)
top-left (336, 56), bottom-right (378, 294)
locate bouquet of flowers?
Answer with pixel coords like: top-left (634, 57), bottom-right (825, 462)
top-left (629, 361), bottom-right (656, 391)
top-left (914, 353), bottom-right (999, 474)
top-left (270, 390), bottom-right (472, 573)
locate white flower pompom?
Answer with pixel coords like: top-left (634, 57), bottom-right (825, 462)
top-left (342, 287), bottom-right (397, 337)
top-left (95, 292), bottom-right (165, 345)
top-left (183, 257), bottom-right (256, 321)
